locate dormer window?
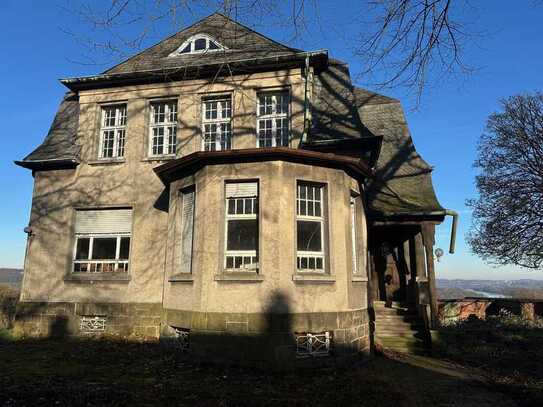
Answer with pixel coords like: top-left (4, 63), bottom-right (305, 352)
top-left (170, 34), bottom-right (226, 56)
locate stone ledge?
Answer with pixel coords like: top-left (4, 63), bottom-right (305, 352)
top-left (351, 276), bottom-right (368, 282)
top-left (214, 272), bottom-right (264, 282)
top-left (169, 274), bottom-right (194, 283)
top-left (292, 274), bottom-right (336, 283)
top-left (64, 273), bottom-right (131, 283)
top-left (87, 159), bottom-right (126, 166)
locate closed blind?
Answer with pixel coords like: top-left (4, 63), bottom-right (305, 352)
top-left (180, 189), bottom-right (195, 273)
top-left (225, 182), bottom-right (258, 198)
top-left (75, 209), bottom-right (132, 234)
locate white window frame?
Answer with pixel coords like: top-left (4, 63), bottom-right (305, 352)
top-left (168, 34), bottom-right (226, 56)
top-left (202, 97), bottom-right (232, 151)
top-left (72, 233), bottom-right (131, 273)
top-left (350, 195), bottom-right (359, 274)
top-left (224, 182), bottom-right (259, 272)
top-left (99, 104), bottom-right (127, 159)
top-left (149, 100), bottom-right (178, 157)
top-left (256, 92), bottom-right (290, 148)
top-left (296, 182), bottom-right (326, 272)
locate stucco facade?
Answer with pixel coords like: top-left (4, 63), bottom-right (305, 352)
top-left (15, 13), bottom-right (449, 363)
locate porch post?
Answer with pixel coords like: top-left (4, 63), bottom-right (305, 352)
top-left (421, 223), bottom-right (439, 329)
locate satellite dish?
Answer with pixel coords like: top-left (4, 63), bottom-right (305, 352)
top-left (435, 248), bottom-right (444, 262)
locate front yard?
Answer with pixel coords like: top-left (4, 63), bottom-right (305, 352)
top-left (0, 328), bottom-right (527, 407)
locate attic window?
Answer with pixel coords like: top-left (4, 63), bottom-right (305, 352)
top-left (170, 34), bottom-right (225, 56)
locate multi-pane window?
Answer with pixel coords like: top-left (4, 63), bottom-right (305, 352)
top-left (257, 92), bottom-right (289, 147)
top-left (224, 182), bottom-right (259, 271)
top-left (202, 97), bottom-right (232, 151)
top-left (149, 100), bottom-right (177, 156)
top-left (73, 209), bottom-right (132, 273)
top-left (99, 105), bottom-right (127, 159)
top-left (296, 182), bottom-right (325, 272)
top-left (350, 195), bottom-right (359, 274)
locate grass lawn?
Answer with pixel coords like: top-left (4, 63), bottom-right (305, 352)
top-left (0, 329), bottom-right (522, 407)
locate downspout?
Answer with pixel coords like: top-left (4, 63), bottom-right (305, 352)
top-left (298, 54), bottom-right (311, 148)
top-left (388, 209), bottom-right (458, 254)
top-left (444, 209), bottom-right (458, 254)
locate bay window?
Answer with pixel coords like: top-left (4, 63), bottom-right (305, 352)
top-left (224, 181), bottom-right (259, 271)
top-left (149, 100), bottom-right (177, 156)
top-left (202, 97), bottom-right (232, 151)
top-left (257, 92), bottom-right (290, 147)
top-left (99, 104), bottom-right (126, 159)
top-left (73, 208), bottom-right (132, 273)
top-left (296, 182), bottom-right (326, 272)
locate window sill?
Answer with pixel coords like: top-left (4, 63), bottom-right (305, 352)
top-left (87, 158), bottom-right (126, 166)
top-left (214, 272), bottom-right (264, 282)
top-left (292, 273), bottom-right (336, 283)
top-left (352, 276), bottom-right (368, 282)
top-left (64, 273), bottom-right (131, 283)
top-left (169, 274), bottom-right (194, 283)
top-left (141, 156), bottom-right (176, 163)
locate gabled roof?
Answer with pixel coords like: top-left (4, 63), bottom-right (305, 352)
top-left (104, 12), bottom-right (301, 75)
top-left (353, 87), bottom-right (444, 218)
top-left (60, 13), bottom-right (328, 91)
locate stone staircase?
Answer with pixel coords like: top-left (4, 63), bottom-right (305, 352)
top-left (373, 301), bottom-right (431, 355)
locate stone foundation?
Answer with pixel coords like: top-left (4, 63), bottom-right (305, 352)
top-left (14, 302), bottom-right (162, 339)
top-left (163, 308), bottom-right (370, 367)
top-left (13, 302), bottom-right (370, 367)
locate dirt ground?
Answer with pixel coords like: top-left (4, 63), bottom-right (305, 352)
top-left (0, 335), bottom-right (522, 407)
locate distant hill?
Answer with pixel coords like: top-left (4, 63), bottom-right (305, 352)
top-left (437, 279), bottom-right (543, 299)
top-left (0, 268), bottom-right (23, 288)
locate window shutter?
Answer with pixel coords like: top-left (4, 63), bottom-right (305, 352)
top-left (75, 209), bottom-right (132, 234)
top-left (225, 182), bottom-right (258, 198)
top-left (180, 189), bottom-right (195, 273)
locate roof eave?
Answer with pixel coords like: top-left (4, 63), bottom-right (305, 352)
top-left (153, 147), bottom-right (372, 185)
top-left (14, 158), bottom-right (79, 171)
top-left (61, 50), bottom-right (329, 91)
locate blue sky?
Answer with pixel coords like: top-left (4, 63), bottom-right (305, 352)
top-left (1, 1), bottom-right (542, 280)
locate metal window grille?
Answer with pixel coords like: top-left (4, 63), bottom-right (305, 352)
top-left (296, 183), bottom-right (325, 272)
top-left (149, 101), bottom-right (177, 156)
top-left (257, 92), bottom-right (290, 147)
top-left (202, 97), bottom-right (232, 151)
top-left (224, 181), bottom-right (259, 271)
top-left (296, 332), bottom-right (332, 357)
top-left (80, 316), bottom-right (106, 333)
top-left (172, 327), bottom-right (190, 351)
top-left (99, 105), bottom-right (127, 159)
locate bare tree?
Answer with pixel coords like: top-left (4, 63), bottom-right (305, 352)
top-left (61, 0), bottom-right (474, 101)
top-left (467, 93), bottom-right (543, 269)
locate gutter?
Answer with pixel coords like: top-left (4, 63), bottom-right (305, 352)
top-left (60, 50), bottom-right (329, 91)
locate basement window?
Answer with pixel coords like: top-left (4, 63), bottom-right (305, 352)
top-left (296, 331), bottom-right (332, 357)
top-left (171, 326), bottom-right (190, 351)
top-left (80, 316), bottom-right (107, 333)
